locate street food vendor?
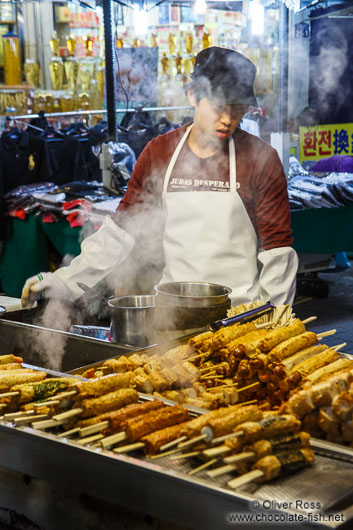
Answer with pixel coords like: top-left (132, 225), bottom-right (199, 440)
top-left (22, 47), bottom-right (298, 309)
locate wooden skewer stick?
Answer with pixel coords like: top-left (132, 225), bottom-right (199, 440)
top-left (32, 418), bottom-right (67, 430)
top-left (255, 321), bottom-right (275, 330)
top-left (187, 353), bottom-right (207, 362)
top-left (79, 421), bottom-right (109, 438)
top-left (3, 410), bottom-right (35, 421)
top-left (200, 372), bottom-right (217, 379)
top-left (207, 383), bottom-right (238, 392)
top-left (15, 414), bottom-right (49, 425)
top-left (302, 316), bottom-right (317, 325)
top-left (148, 447), bottom-right (182, 459)
top-left (189, 458), bottom-right (218, 476)
top-left (177, 433), bottom-right (207, 450)
top-left (210, 430), bottom-right (245, 446)
top-left (76, 433), bottom-right (104, 446)
top-left (170, 450), bottom-right (201, 461)
top-left (202, 445), bottom-right (232, 459)
top-left (238, 382), bottom-right (260, 393)
top-left (331, 342), bottom-right (347, 351)
top-left (273, 304), bottom-right (289, 325)
top-left (227, 469), bottom-right (263, 489)
top-left (113, 442), bottom-right (145, 454)
top-left (317, 329), bottom-right (336, 340)
top-left (159, 435), bottom-right (187, 452)
top-left (0, 391), bottom-right (19, 399)
top-left (48, 390), bottom-right (77, 401)
top-left (207, 463), bottom-right (239, 478)
top-left (52, 407), bottom-right (83, 421)
top-left (57, 427), bottom-right (80, 438)
top-left (224, 452), bottom-right (255, 464)
top-left (33, 400), bottom-right (60, 408)
top-left (239, 399), bottom-right (258, 407)
top-left (100, 431), bottom-right (127, 449)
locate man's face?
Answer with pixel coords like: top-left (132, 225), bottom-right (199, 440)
top-left (188, 91), bottom-right (247, 145)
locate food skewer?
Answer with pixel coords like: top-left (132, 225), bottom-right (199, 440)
top-left (189, 458), bottom-right (218, 476)
top-left (227, 448), bottom-right (315, 489)
top-left (57, 427), bottom-right (80, 438)
top-left (3, 410), bottom-right (36, 421)
top-left (53, 388), bottom-right (139, 422)
top-left (176, 405), bottom-right (263, 451)
top-left (99, 406), bottom-right (190, 452)
top-left (170, 450), bottom-right (201, 461)
top-left (78, 399), bottom-right (166, 443)
top-left (15, 414), bottom-right (49, 425)
top-left (206, 431), bottom-right (311, 478)
top-left (77, 433), bottom-right (105, 446)
top-left (159, 435), bottom-right (187, 452)
top-left (202, 414), bottom-right (302, 459)
top-left (0, 378), bottom-right (74, 403)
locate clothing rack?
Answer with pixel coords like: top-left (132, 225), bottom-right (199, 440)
top-left (9, 106), bottom-right (192, 121)
top-left (6, 117), bottom-right (45, 133)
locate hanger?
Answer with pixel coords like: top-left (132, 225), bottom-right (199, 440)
top-left (5, 117), bottom-right (23, 141)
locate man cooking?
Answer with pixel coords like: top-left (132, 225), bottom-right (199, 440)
top-left (21, 47), bottom-right (298, 309)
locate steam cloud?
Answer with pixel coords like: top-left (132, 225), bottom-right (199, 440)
top-left (310, 23), bottom-right (348, 117)
top-left (32, 299), bottom-right (71, 371)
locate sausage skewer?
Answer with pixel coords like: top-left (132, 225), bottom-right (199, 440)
top-left (78, 399), bottom-right (165, 439)
top-left (105, 406), bottom-right (190, 453)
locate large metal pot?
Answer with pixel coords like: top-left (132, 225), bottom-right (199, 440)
top-left (154, 281), bottom-right (232, 330)
top-left (154, 282), bottom-right (232, 307)
top-left (108, 295), bottom-right (156, 347)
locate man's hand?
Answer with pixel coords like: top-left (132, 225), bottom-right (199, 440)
top-left (21, 272), bottom-right (73, 309)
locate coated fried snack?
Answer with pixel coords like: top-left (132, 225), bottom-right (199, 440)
top-left (252, 447), bottom-right (315, 482)
top-left (11, 378), bottom-right (73, 404)
top-left (267, 332), bottom-right (318, 363)
top-left (77, 388), bottom-right (139, 417)
top-left (124, 405), bottom-right (190, 441)
top-left (141, 421), bottom-right (191, 455)
top-left (70, 372), bottom-right (135, 398)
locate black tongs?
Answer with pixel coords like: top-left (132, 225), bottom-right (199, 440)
top-left (209, 301), bottom-right (276, 332)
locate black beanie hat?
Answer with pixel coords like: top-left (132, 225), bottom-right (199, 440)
top-left (191, 47), bottom-right (257, 107)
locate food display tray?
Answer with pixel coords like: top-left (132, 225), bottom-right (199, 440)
top-left (0, 420), bottom-right (352, 530)
top-left (2, 320), bottom-right (353, 528)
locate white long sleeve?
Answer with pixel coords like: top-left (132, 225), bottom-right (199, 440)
top-left (257, 247), bottom-right (299, 306)
top-left (54, 215), bottom-right (135, 300)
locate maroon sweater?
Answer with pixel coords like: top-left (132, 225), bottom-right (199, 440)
top-left (115, 125), bottom-right (293, 250)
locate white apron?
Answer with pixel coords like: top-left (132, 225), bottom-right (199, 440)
top-left (161, 126), bottom-right (261, 305)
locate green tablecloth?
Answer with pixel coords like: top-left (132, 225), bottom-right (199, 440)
top-left (0, 214), bottom-right (82, 298)
top-left (291, 204), bottom-right (353, 254)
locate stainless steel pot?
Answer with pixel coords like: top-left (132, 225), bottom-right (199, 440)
top-left (154, 282), bottom-right (232, 330)
top-left (108, 295), bottom-right (156, 347)
top-left (154, 282), bottom-right (232, 308)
